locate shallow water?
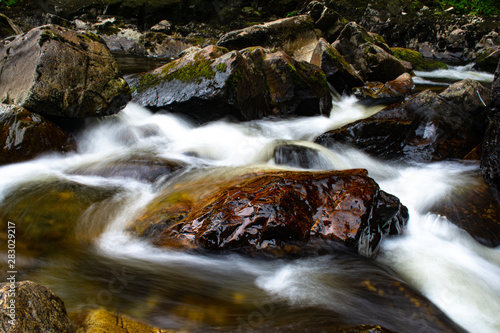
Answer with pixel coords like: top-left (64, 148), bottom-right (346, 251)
top-left (1, 66), bottom-right (499, 332)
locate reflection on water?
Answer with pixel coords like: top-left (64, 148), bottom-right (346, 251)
top-left (0, 71), bottom-right (499, 332)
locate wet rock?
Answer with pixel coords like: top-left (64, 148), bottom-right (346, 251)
top-left (391, 47), bottom-right (448, 71)
top-left (353, 73), bottom-right (415, 105)
top-left (310, 38), bottom-right (363, 94)
top-left (0, 281), bottom-right (70, 333)
top-left (273, 143), bottom-right (334, 169)
top-left (129, 45), bottom-right (331, 122)
top-left (74, 309), bottom-right (171, 333)
top-left (332, 22), bottom-right (410, 82)
top-left (473, 49), bottom-right (500, 73)
top-left (0, 24), bottom-right (130, 118)
top-left (0, 104), bottom-right (76, 165)
top-left (70, 156), bottom-right (187, 183)
top-left (129, 169), bottom-right (408, 257)
top-left (0, 13), bottom-right (22, 39)
top-left (430, 177), bottom-right (500, 247)
top-left (338, 325), bottom-right (397, 333)
top-left (316, 79), bottom-right (491, 162)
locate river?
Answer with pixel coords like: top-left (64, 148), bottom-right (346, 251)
top-left (0, 64), bottom-right (499, 332)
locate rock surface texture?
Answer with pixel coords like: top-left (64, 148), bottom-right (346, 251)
top-left (0, 104), bottom-right (75, 165)
top-left (0, 281), bottom-right (70, 333)
top-left (129, 169), bottom-right (408, 257)
top-left (0, 24), bottom-right (130, 118)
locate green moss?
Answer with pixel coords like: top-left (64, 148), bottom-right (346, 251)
top-left (165, 59), bottom-right (216, 82)
top-left (216, 63), bottom-right (227, 72)
top-left (227, 67), bottom-right (244, 88)
top-left (391, 47), bottom-right (448, 71)
top-left (136, 73), bottom-right (162, 92)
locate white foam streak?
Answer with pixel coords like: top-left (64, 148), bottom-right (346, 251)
top-left (414, 64), bottom-right (494, 83)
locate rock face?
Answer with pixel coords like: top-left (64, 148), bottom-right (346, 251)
top-left (316, 79), bottom-right (491, 162)
top-left (353, 73), bottom-right (415, 104)
top-left (0, 281), bottom-right (70, 333)
top-left (0, 104), bottom-right (75, 165)
top-left (129, 45), bottom-right (332, 122)
top-left (0, 24), bottom-right (130, 118)
top-left (332, 22), bottom-right (410, 82)
top-left (129, 169), bottom-right (408, 257)
top-left (481, 60), bottom-right (500, 199)
top-left (310, 38), bottom-right (364, 94)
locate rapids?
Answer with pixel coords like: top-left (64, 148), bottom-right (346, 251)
top-left (1, 67), bottom-right (499, 332)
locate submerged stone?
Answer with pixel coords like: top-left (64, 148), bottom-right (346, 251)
top-left (129, 169), bottom-right (408, 257)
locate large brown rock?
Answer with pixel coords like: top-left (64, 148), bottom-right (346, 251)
top-left (129, 169), bottom-right (408, 257)
top-left (129, 45), bottom-right (332, 122)
top-left (310, 38), bottom-right (363, 94)
top-left (0, 104), bottom-right (75, 165)
top-left (0, 281), bottom-right (70, 333)
top-left (332, 22), bottom-right (410, 83)
top-left (0, 24), bottom-right (130, 118)
top-left (316, 79), bottom-right (491, 162)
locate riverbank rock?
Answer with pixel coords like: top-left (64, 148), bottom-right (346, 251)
top-left (0, 281), bottom-right (70, 333)
top-left (316, 79), bottom-right (491, 162)
top-left (0, 13), bottom-right (22, 39)
top-left (129, 169), bottom-right (408, 257)
top-left (391, 47), bottom-right (448, 71)
top-left (353, 73), bottom-right (415, 105)
top-left (304, 1), bottom-right (347, 42)
top-left (129, 45), bottom-right (331, 123)
top-left (332, 22), bottom-right (410, 83)
top-left (0, 104), bottom-right (75, 165)
top-left (310, 38), bottom-right (364, 94)
top-left (74, 309), bottom-right (173, 333)
top-left (216, 15), bottom-right (317, 57)
top-left (0, 24), bottom-right (130, 118)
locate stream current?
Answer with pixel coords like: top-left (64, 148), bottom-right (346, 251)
top-left (0, 65), bottom-right (499, 332)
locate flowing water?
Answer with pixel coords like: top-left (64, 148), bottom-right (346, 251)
top-left (1, 67), bottom-right (499, 332)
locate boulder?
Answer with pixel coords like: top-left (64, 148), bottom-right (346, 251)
top-left (0, 13), bottom-right (22, 39)
top-left (217, 15), bottom-right (316, 53)
top-left (391, 47), bottom-right (448, 71)
top-left (310, 38), bottom-right (364, 94)
top-left (128, 45), bottom-right (332, 122)
top-left (128, 169), bottom-right (408, 257)
top-left (0, 24), bottom-right (130, 118)
top-left (316, 79), bottom-right (491, 162)
top-left (273, 143), bottom-right (334, 170)
top-left (0, 281), bottom-right (70, 333)
top-left (332, 22), bottom-right (410, 82)
top-left (0, 104), bottom-right (75, 165)
top-left (75, 309), bottom-right (172, 333)
top-left (305, 2), bottom-right (347, 42)
top-left (352, 73), bottom-right (415, 105)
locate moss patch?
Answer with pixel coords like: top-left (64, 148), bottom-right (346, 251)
top-left (392, 47), bottom-right (448, 71)
top-left (216, 63), bottom-right (227, 72)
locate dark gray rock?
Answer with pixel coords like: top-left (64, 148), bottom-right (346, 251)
top-left (0, 24), bottom-right (130, 118)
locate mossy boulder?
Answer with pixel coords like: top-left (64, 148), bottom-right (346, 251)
top-left (0, 104), bottom-right (76, 165)
top-left (332, 22), bottom-right (410, 82)
top-left (128, 168), bottom-right (408, 257)
top-left (316, 79), bottom-right (491, 162)
top-left (128, 45), bottom-right (332, 122)
top-left (0, 24), bottom-right (130, 118)
top-left (305, 1), bottom-right (347, 42)
top-left (0, 281), bottom-right (70, 333)
top-left (310, 38), bottom-right (363, 94)
top-left (391, 47), bottom-right (448, 71)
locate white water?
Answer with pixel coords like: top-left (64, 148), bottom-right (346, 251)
top-left (414, 63), bottom-right (495, 86)
top-left (2, 94), bottom-right (500, 332)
